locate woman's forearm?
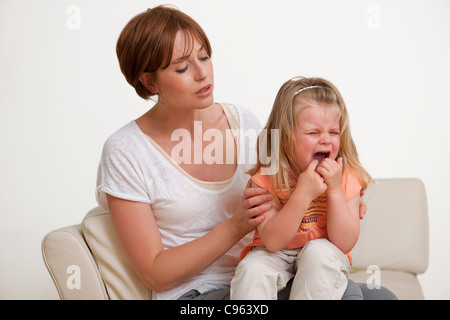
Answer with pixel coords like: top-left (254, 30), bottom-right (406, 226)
top-left (107, 195), bottom-right (251, 293)
top-left (147, 218), bottom-right (248, 292)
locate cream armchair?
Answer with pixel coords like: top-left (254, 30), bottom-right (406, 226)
top-left (41, 178), bottom-right (429, 300)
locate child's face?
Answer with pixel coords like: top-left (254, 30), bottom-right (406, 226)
top-left (293, 103), bottom-right (340, 173)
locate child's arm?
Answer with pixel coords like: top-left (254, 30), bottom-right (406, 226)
top-left (256, 160), bottom-right (327, 252)
top-left (316, 158), bottom-right (360, 253)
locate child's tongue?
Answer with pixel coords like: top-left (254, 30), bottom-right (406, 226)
top-left (312, 152), bottom-right (328, 163)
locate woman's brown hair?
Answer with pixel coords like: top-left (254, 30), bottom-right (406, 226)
top-left (116, 5), bottom-right (212, 100)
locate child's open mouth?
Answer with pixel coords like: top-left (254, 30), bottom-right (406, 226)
top-left (312, 151), bottom-right (330, 163)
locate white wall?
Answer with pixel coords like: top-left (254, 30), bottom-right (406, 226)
top-left (1, 0), bottom-right (449, 299)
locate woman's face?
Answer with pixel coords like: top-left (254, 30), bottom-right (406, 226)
top-left (152, 30), bottom-right (214, 111)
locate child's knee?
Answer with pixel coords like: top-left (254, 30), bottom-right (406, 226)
top-left (231, 248), bottom-right (294, 299)
top-left (231, 257), bottom-right (274, 299)
top-left (291, 239), bottom-right (350, 299)
top-left (297, 239), bottom-right (349, 273)
top-left (233, 256), bottom-right (258, 280)
top-left (234, 250), bottom-right (279, 282)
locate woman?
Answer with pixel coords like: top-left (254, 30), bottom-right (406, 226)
top-left (96, 5), bottom-right (268, 300)
top-left (96, 5), bottom-right (396, 300)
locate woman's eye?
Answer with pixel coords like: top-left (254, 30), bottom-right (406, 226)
top-left (176, 66), bottom-right (188, 73)
top-left (199, 55), bottom-right (210, 61)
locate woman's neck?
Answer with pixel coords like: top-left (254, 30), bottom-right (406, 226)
top-left (151, 102), bottom-right (219, 129)
top-left (136, 102), bottom-right (223, 141)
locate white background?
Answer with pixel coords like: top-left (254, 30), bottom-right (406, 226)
top-left (1, 0), bottom-right (449, 299)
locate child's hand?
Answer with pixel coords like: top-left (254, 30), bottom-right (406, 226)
top-left (316, 157), bottom-right (343, 194)
top-left (296, 160), bottom-right (327, 201)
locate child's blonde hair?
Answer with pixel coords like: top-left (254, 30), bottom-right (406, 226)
top-left (249, 76), bottom-right (372, 196)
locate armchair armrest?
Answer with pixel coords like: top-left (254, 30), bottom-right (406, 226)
top-left (41, 224), bottom-right (109, 300)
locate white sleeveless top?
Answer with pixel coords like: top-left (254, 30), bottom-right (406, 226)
top-left (96, 103), bottom-right (261, 299)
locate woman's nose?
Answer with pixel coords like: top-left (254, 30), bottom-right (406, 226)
top-left (194, 62), bottom-right (208, 81)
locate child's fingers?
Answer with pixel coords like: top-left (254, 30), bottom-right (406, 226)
top-left (318, 158), bottom-right (340, 172)
top-left (317, 160), bottom-right (332, 173)
top-left (315, 166), bottom-right (328, 179)
top-left (307, 159), bottom-right (319, 172)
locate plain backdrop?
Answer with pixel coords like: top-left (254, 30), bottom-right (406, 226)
top-left (1, 0), bottom-right (449, 299)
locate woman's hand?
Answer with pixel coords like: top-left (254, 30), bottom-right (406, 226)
top-left (243, 179), bottom-right (273, 227)
top-left (359, 189), bottom-right (367, 219)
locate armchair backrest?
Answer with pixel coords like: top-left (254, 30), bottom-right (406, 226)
top-left (351, 178), bottom-right (429, 275)
top-left (81, 207), bottom-right (152, 299)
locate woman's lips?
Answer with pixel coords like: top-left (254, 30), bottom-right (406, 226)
top-left (195, 84), bottom-right (212, 97)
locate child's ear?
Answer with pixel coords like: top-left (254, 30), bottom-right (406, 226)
top-left (139, 72), bottom-right (159, 95)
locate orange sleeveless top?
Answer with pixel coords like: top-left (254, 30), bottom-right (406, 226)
top-left (240, 167), bottom-right (362, 264)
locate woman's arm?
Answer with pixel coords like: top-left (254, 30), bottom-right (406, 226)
top-left (106, 181), bottom-right (271, 293)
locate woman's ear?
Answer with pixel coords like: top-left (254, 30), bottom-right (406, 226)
top-left (139, 72), bottom-right (159, 95)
